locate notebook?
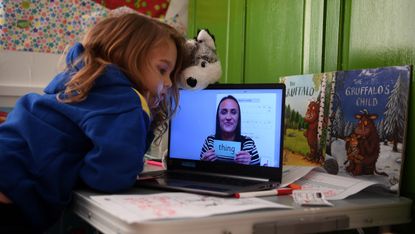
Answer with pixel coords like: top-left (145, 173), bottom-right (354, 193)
top-left (136, 83), bottom-right (286, 196)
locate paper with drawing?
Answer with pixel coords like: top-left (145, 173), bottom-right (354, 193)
top-left (91, 193), bottom-right (292, 223)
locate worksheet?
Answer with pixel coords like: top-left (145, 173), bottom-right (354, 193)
top-left (282, 166), bottom-right (385, 200)
top-left (294, 170), bottom-right (383, 200)
top-left (91, 193), bottom-right (292, 223)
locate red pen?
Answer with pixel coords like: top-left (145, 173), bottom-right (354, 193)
top-left (289, 183), bottom-right (302, 190)
top-left (234, 188), bottom-right (292, 198)
top-left (146, 160), bottom-right (163, 167)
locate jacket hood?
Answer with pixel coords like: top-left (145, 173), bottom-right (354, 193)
top-left (44, 42), bottom-right (133, 95)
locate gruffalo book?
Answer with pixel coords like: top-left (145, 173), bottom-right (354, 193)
top-left (280, 72), bottom-right (334, 167)
top-left (280, 65), bottom-right (411, 194)
top-left (327, 65), bottom-right (411, 194)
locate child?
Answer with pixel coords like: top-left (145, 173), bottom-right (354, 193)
top-left (0, 13), bottom-right (187, 232)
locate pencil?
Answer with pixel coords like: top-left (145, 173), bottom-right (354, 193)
top-left (234, 188), bottom-right (292, 198)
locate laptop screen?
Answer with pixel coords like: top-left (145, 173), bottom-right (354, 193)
top-left (167, 83), bottom-right (285, 181)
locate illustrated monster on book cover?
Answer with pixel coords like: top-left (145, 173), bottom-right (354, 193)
top-left (280, 72), bottom-right (333, 167)
top-left (327, 65), bottom-right (411, 193)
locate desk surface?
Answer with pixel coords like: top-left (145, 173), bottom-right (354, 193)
top-left (72, 187), bottom-right (412, 234)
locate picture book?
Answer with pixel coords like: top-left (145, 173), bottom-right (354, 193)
top-left (280, 72), bottom-right (334, 167)
top-left (327, 65), bottom-right (411, 193)
top-left (280, 65), bottom-right (411, 194)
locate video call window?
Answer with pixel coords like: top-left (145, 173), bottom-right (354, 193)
top-left (169, 89), bottom-right (283, 168)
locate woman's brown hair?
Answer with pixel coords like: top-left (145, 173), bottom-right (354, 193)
top-left (60, 13), bottom-right (187, 138)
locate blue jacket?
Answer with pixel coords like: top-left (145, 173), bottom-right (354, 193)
top-left (0, 43), bottom-right (151, 230)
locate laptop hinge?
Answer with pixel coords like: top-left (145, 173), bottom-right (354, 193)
top-left (170, 169), bottom-right (271, 182)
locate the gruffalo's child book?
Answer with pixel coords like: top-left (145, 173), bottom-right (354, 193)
top-left (327, 65), bottom-right (411, 194)
top-left (280, 72), bottom-right (334, 167)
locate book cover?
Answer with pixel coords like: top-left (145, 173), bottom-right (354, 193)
top-left (280, 72), bottom-right (334, 167)
top-left (327, 65), bottom-right (411, 193)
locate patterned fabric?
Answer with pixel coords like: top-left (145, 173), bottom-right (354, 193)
top-left (0, 0), bottom-right (107, 53)
top-left (92, 0), bottom-right (169, 18)
top-left (0, 0), bottom-right (178, 54)
top-left (200, 135), bottom-right (260, 165)
top-left (161, 0), bottom-right (188, 36)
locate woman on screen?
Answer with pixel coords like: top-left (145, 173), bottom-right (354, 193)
top-left (200, 95), bottom-right (260, 165)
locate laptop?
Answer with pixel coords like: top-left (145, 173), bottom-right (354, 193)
top-left (136, 83), bottom-right (286, 196)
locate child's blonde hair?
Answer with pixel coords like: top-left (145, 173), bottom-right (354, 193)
top-left (61, 13), bottom-right (187, 137)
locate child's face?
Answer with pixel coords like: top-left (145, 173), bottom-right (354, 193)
top-left (141, 38), bottom-right (177, 106)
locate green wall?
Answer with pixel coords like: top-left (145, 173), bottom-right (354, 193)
top-left (244, 0), bottom-right (306, 82)
top-left (188, 0), bottom-right (245, 83)
top-left (189, 0), bottom-right (415, 204)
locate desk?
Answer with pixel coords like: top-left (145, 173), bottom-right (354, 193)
top-left (72, 188), bottom-right (411, 234)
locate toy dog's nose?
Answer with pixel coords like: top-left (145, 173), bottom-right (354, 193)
top-left (186, 77), bottom-right (197, 88)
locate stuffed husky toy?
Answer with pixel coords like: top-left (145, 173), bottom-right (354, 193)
top-left (179, 29), bottom-right (222, 90)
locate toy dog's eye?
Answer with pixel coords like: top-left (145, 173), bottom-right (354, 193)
top-left (201, 61), bottom-right (206, 68)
